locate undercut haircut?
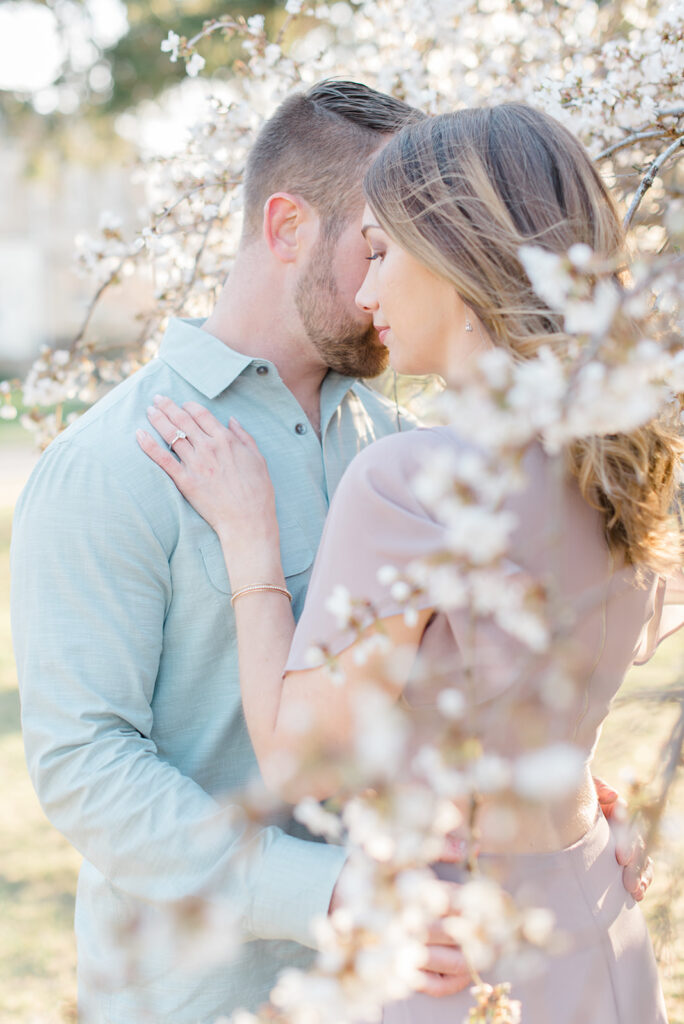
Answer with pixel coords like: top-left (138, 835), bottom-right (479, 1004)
top-left (242, 79), bottom-right (425, 241)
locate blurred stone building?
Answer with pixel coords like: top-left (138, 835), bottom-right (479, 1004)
top-left (0, 139), bottom-right (151, 377)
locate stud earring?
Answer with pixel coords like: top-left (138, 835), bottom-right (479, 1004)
top-left (465, 319), bottom-right (474, 332)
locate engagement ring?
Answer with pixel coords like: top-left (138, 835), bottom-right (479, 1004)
top-left (169, 429), bottom-right (187, 449)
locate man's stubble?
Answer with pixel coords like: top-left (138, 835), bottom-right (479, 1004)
top-left (294, 235), bottom-right (389, 379)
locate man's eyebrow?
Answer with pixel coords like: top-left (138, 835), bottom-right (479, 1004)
top-left (361, 223), bottom-right (382, 238)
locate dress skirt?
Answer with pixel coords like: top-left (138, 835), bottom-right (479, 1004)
top-left (382, 814), bottom-right (667, 1024)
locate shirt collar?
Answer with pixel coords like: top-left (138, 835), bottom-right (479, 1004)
top-left (158, 316), bottom-right (358, 413)
top-left (159, 318), bottom-right (254, 399)
top-left (320, 370), bottom-right (355, 429)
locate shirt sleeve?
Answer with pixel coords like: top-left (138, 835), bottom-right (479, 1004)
top-left (11, 442), bottom-right (346, 948)
top-left (632, 569), bottom-right (684, 665)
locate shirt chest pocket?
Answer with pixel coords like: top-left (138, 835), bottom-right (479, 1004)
top-left (199, 522), bottom-right (315, 596)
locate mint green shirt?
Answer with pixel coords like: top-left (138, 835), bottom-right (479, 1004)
top-left (11, 318), bottom-right (410, 1023)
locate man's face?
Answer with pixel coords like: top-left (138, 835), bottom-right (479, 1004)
top-left (294, 209), bottom-right (390, 378)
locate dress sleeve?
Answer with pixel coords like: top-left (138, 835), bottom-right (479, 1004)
top-left (632, 569), bottom-right (684, 664)
top-left (285, 430), bottom-right (444, 671)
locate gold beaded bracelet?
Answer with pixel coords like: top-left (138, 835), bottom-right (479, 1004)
top-left (230, 583), bottom-right (293, 607)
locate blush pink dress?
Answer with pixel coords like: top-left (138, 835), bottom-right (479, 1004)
top-left (285, 426), bottom-right (684, 1024)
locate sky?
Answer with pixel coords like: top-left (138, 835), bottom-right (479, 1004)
top-left (0, 0), bottom-right (128, 100)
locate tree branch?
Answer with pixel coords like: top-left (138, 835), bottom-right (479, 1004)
top-left (596, 131), bottom-right (668, 162)
top-left (69, 256), bottom-right (128, 351)
top-left (185, 17), bottom-right (242, 52)
top-left (66, 180), bottom-right (238, 354)
top-left (174, 222), bottom-right (214, 310)
top-left (152, 179), bottom-right (237, 230)
top-left (623, 135), bottom-right (684, 229)
top-left (644, 696), bottom-right (684, 855)
top-left (655, 106), bottom-right (684, 120)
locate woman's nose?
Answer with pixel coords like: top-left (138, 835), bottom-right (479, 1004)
top-left (355, 277), bottom-right (378, 314)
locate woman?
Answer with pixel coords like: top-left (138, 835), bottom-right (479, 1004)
top-left (138, 105), bottom-right (683, 1021)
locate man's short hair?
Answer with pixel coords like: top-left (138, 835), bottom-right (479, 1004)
top-left (242, 79), bottom-right (426, 241)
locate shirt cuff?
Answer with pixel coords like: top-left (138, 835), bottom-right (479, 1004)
top-left (250, 834), bottom-right (348, 949)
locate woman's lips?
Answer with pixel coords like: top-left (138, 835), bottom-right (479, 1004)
top-left (376, 327), bottom-right (390, 345)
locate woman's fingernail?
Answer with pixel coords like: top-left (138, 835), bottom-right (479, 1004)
top-left (153, 394), bottom-right (164, 404)
top-left (136, 429), bottom-right (147, 441)
top-left (147, 406), bottom-right (156, 417)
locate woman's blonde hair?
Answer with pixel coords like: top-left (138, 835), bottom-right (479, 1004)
top-left (364, 104), bottom-right (682, 576)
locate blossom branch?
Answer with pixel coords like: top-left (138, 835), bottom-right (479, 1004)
top-left (655, 106), bottom-right (684, 119)
top-left (175, 222), bottom-right (214, 309)
top-left (275, 12), bottom-right (299, 47)
top-left (66, 180), bottom-right (236, 357)
top-left (596, 131), bottom-right (670, 162)
top-left (644, 694), bottom-right (684, 855)
top-left (623, 135), bottom-right (684, 229)
top-left (151, 179), bottom-right (238, 231)
top-left (185, 17), bottom-right (242, 52)
top-left (70, 255), bottom-right (128, 351)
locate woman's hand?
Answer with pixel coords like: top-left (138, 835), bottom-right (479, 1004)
top-left (137, 396), bottom-right (278, 548)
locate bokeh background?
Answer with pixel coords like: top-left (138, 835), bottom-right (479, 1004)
top-left (1, 1), bottom-right (683, 1021)
top-left (1, 3), bottom-right (279, 1019)
top-left (0, 0), bottom-right (287, 379)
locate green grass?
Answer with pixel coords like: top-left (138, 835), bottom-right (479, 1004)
top-left (0, 417), bottom-right (29, 444)
top-left (0, 506), bottom-right (80, 1023)
top-left (593, 633), bottom-right (684, 1023)
top-left (1, 496), bottom-right (683, 1022)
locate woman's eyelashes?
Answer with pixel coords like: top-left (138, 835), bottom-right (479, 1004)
top-left (365, 251), bottom-right (385, 262)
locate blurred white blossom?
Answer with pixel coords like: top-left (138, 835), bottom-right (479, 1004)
top-left (186, 53), bottom-right (206, 78)
top-left (12, 5), bottom-right (684, 1024)
top-left (324, 585), bottom-right (353, 629)
top-left (160, 30), bottom-right (180, 62)
top-left (513, 744), bottom-right (586, 802)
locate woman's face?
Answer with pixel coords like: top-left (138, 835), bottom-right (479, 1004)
top-left (355, 204), bottom-right (489, 379)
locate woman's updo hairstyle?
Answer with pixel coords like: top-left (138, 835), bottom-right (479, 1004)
top-left (364, 105), bottom-right (682, 576)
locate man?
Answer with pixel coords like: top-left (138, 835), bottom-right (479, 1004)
top-left (11, 80), bottom-right (650, 1024)
top-left (10, 81), bottom-right (466, 1024)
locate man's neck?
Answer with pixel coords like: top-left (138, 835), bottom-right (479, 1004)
top-left (202, 250), bottom-right (329, 430)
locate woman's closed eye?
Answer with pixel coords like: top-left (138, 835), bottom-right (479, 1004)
top-left (366, 251), bottom-right (385, 262)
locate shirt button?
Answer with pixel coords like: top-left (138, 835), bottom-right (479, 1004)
top-left (295, 422), bottom-right (307, 435)
top-left (256, 365), bottom-right (269, 375)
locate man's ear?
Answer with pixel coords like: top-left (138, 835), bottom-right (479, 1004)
top-left (262, 192), bottom-right (317, 263)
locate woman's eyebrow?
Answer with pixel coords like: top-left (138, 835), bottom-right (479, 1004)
top-left (361, 223), bottom-right (382, 238)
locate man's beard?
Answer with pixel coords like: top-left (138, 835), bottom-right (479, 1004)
top-left (294, 243), bottom-right (389, 379)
